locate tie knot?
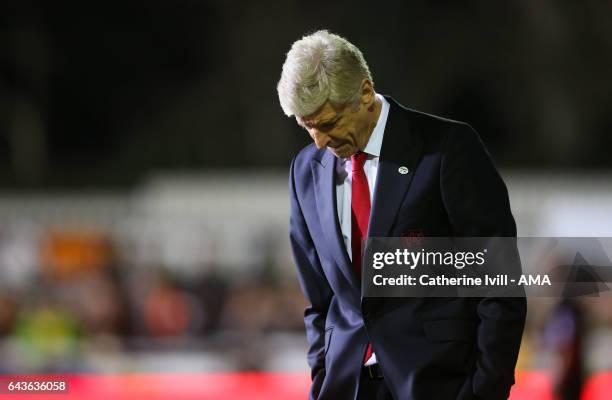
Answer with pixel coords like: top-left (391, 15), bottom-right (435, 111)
top-left (351, 152), bottom-right (368, 172)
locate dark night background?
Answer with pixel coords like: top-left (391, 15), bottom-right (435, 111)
top-left (1, 3), bottom-right (612, 398)
top-left (1, 0), bottom-right (611, 188)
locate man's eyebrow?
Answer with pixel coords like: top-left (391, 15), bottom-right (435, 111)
top-left (319, 116), bottom-right (340, 124)
top-left (310, 116), bottom-right (339, 127)
top-left (298, 114), bottom-right (339, 128)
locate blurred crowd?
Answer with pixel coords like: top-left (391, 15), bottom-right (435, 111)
top-left (0, 215), bottom-right (307, 373)
top-left (0, 175), bottom-right (612, 400)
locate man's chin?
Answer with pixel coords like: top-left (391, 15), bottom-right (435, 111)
top-left (328, 146), bottom-right (357, 158)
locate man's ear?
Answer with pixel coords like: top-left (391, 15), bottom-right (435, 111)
top-left (360, 79), bottom-right (375, 107)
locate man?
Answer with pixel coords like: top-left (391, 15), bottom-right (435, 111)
top-left (278, 30), bottom-right (526, 400)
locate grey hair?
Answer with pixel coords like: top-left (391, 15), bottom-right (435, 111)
top-left (277, 30), bottom-right (373, 117)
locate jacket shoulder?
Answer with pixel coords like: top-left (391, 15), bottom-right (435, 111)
top-left (386, 95), bottom-right (469, 129)
top-left (291, 143), bottom-right (326, 175)
top-left (289, 144), bottom-right (324, 196)
top-left (406, 107), bottom-right (472, 136)
top-left (385, 96), bottom-right (473, 147)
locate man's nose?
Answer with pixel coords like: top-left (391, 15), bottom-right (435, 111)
top-left (311, 130), bottom-right (330, 149)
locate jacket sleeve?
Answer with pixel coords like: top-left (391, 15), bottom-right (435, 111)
top-left (440, 124), bottom-right (527, 400)
top-left (289, 156), bottom-right (334, 399)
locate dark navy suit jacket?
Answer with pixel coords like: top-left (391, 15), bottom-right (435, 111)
top-left (288, 96), bottom-right (526, 400)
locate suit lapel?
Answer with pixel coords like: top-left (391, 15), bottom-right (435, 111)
top-left (368, 97), bottom-right (424, 238)
top-left (311, 150), bottom-right (361, 292)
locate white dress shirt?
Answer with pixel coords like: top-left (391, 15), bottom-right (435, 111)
top-left (333, 94), bottom-right (390, 366)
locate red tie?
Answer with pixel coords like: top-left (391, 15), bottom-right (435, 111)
top-left (350, 152), bottom-right (374, 363)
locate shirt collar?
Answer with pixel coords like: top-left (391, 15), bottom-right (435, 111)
top-left (362, 93), bottom-right (389, 158)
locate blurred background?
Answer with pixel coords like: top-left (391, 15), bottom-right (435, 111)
top-left (1, 1), bottom-right (612, 399)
